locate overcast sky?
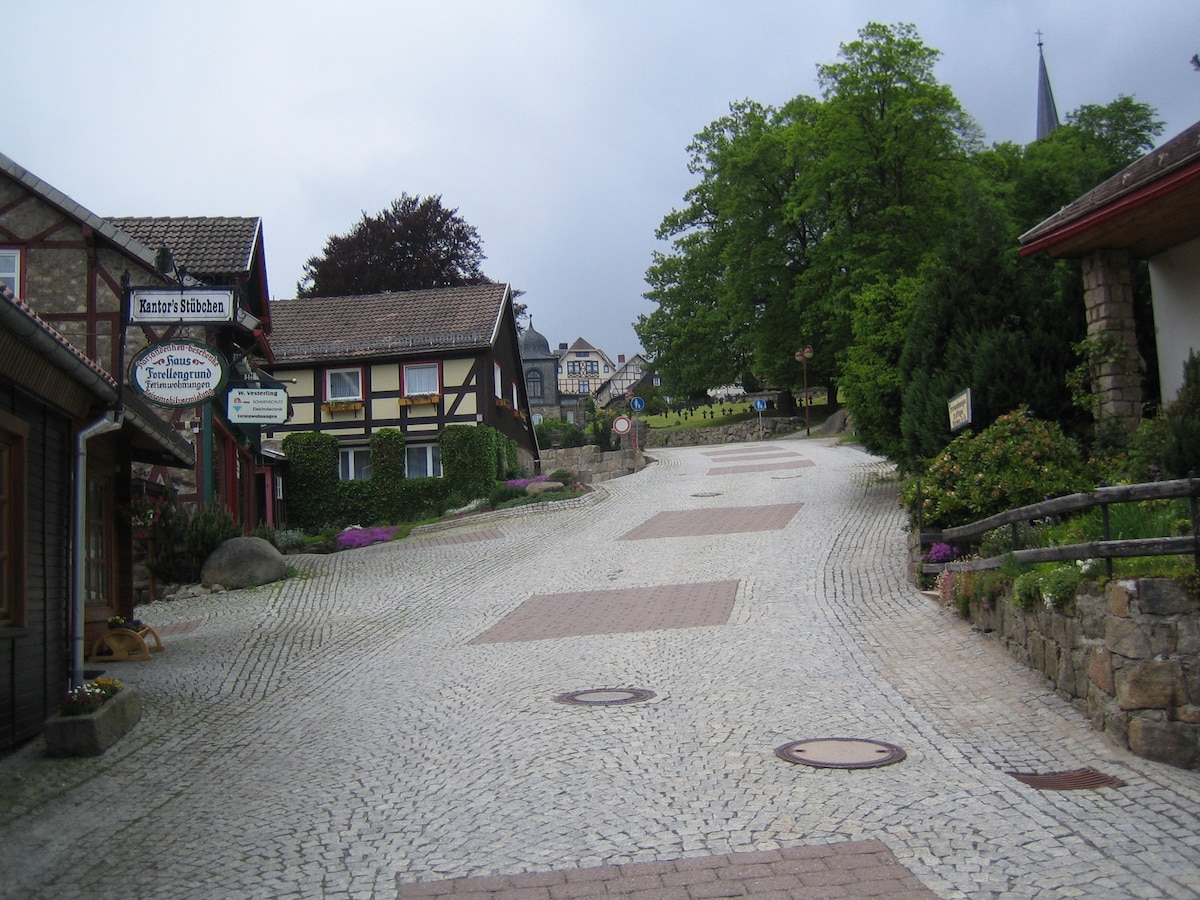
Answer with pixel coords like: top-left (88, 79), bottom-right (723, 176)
top-left (8, 1), bottom-right (1199, 361)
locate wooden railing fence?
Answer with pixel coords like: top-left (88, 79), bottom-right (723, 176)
top-left (921, 477), bottom-right (1200, 577)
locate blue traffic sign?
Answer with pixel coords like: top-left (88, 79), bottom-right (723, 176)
top-left (753, 398), bottom-right (767, 411)
top-left (630, 396), bottom-right (646, 411)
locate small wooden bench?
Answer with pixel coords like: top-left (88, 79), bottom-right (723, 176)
top-left (88, 625), bottom-right (165, 662)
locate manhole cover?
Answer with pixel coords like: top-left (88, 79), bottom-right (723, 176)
top-left (554, 688), bottom-right (656, 706)
top-left (691, 492), bottom-right (723, 497)
top-left (775, 738), bottom-right (906, 769)
top-left (1008, 767), bottom-right (1126, 790)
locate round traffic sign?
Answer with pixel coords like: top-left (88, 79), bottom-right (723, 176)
top-left (630, 396), bottom-right (646, 411)
top-left (753, 398), bottom-right (767, 411)
top-left (612, 415), bottom-right (633, 435)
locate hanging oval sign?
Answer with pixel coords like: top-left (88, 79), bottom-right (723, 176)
top-left (129, 339), bottom-right (228, 408)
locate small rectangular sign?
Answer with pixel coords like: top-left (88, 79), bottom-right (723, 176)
top-left (129, 288), bottom-right (236, 324)
top-left (948, 388), bottom-right (973, 432)
top-left (227, 387), bottom-right (289, 424)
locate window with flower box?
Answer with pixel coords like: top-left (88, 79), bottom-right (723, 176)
top-left (403, 363), bottom-right (440, 396)
top-left (325, 367), bottom-right (363, 403)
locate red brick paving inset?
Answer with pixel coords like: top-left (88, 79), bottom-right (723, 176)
top-left (708, 460), bottom-right (816, 476)
top-left (617, 504), bottom-right (802, 540)
top-left (703, 446), bottom-right (795, 456)
top-left (397, 839), bottom-right (937, 897)
top-left (469, 580), bottom-right (739, 644)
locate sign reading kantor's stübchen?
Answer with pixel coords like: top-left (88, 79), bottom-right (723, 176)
top-left (128, 287), bottom-right (236, 324)
top-left (130, 340), bottom-right (228, 408)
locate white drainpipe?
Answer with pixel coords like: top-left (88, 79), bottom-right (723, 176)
top-left (72, 410), bottom-right (124, 689)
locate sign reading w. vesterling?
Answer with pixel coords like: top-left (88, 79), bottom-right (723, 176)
top-left (129, 287), bottom-right (236, 324)
top-left (130, 340), bottom-right (228, 408)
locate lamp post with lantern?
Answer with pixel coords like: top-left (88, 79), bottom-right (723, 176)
top-left (795, 345), bottom-right (814, 436)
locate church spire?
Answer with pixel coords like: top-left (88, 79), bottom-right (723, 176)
top-left (1036, 32), bottom-right (1060, 140)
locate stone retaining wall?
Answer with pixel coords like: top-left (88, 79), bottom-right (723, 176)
top-left (538, 445), bottom-right (645, 483)
top-left (965, 579), bottom-right (1199, 770)
top-left (644, 416), bottom-right (805, 447)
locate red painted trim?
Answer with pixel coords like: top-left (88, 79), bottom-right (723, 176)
top-left (1020, 160), bottom-right (1200, 256)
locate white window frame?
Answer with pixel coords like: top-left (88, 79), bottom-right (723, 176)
top-left (405, 443), bottom-right (442, 478)
top-left (403, 362), bottom-right (440, 396)
top-left (325, 367), bottom-right (363, 402)
top-left (339, 446), bottom-right (372, 480)
top-left (578, 380), bottom-right (589, 393)
top-left (0, 249), bottom-right (21, 299)
top-left (494, 362), bottom-right (503, 398)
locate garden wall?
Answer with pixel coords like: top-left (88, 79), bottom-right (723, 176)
top-left (965, 578), bottom-right (1200, 770)
top-left (539, 446), bottom-right (645, 483)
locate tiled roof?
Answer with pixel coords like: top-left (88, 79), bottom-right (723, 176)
top-left (108, 216), bottom-right (261, 277)
top-left (1019, 119), bottom-right (1200, 256)
top-left (0, 152), bottom-right (159, 270)
top-left (267, 283), bottom-right (510, 362)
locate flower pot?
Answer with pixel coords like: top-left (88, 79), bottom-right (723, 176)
top-left (43, 688), bottom-right (142, 757)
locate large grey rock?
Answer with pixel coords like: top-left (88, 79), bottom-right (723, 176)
top-left (201, 536), bottom-right (287, 589)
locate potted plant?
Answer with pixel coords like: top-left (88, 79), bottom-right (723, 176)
top-left (43, 677), bottom-right (142, 757)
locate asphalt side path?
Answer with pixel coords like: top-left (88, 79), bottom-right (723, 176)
top-left (1, 437), bottom-right (1198, 899)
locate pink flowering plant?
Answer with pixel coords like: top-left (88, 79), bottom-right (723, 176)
top-left (336, 525), bottom-right (400, 550)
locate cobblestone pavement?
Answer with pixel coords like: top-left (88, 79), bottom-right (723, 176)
top-left (2, 438), bottom-right (1200, 899)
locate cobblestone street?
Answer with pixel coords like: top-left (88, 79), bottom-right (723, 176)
top-left (2, 437), bottom-right (1199, 898)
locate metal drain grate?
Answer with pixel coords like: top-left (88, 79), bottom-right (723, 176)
top-left (690, 492), bottom-right (723, 497)
top-left (1008, 767), bottom-right (1126, 790)
top-left (554, 688), bottom-right (656, 706)
top-left (775, 738), bottom-right (906, 769)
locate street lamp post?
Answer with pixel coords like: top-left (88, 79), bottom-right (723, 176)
top-left (795, 345), bottom-right (814, 436)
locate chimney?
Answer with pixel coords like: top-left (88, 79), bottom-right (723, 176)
top-left (558, 343), bottom-right (568, 350)
top-left (618, 355), bottom-right (626, 363)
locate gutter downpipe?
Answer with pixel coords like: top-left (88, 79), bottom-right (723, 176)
top-left (71, 410), bottom-right (124, 690)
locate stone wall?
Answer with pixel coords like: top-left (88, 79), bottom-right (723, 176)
top-left (538, 445), bottom-right (645, 483)
top-left (966, 579), bottom-right (1199, 770)
top-left (644, 416), bottom-right (805, 448)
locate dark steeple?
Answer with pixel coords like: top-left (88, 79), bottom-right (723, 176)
top-left (1036, 32), bottom-right (1060, 140)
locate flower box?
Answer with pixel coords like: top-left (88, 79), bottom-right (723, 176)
top-left (397, 394), bottom-right (440, 407)
top-left (495, 398), bottom-right (512, 409)
top-left (322, 401), bottom-right (364, 414)
top-left (43, 687), bottom-right (142, 757)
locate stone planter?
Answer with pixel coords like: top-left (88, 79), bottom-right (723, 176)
top-left (43, 687), bottom-right (142, 757)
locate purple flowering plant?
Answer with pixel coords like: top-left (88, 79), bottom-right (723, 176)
top-left (505, 476), bottom-right (548, 488)
top-left (336, 525), bottom-right (400, 550)
top-left (925, 541), bottom-right (958, 564)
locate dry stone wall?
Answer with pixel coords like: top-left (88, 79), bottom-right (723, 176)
top-left (966, 578), bottom-right (1200, 770)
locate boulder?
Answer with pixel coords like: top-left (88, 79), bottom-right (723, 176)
top-left (201, 536), bottom-right (287, 589)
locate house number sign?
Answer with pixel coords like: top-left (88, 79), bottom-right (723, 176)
top-left (130, 340), bottom-right (228, 408)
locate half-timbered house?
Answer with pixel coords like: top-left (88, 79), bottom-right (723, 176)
top-left (264, 284), bottom-right (538, 492)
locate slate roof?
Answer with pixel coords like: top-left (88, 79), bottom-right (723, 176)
top-left (108, 216), bottom-right (261, 277)
top-left (0, 152), bottom-right (159, 270)
top-left (267, 283), bottom-right (511, 363)
top-left (1019, 119), bottom-right (1200, 258)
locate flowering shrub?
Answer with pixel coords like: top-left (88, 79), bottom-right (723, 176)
top-left (925, 542), bottom-right (958, 564)
top-left (336, 525), bottom-right (399, 550)
top-left (61, 677), bottom-right (123, 717)
top-left (901, 408), bottom-right (1090, 531)
top-left (505, 476), bottom-right (548, 488)
top-left (107, 616), bottom-right (143, 630)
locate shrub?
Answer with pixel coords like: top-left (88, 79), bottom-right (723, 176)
top-left (1012, 570), bottom-right (1042, 610)
top-left (1039, 565), bottom-right (1082, 610)
top-left (535, 418), bottom-right (586, 448)
top-left (900, 407), bottom-right (1090, 531)
top-left (271, 529), bottom-right (308, 553)
top-left (442, 424), bottom-right (507, 500)
top-left (148, 503), bottom-right (241, 584)
top-left (282, 432), bottom-right (340, 530)
top-left (549, 469), bottom-right (574, 483)
top-left (488, 483), bottom-right (527, 508)
top-left (1163, 350), bottom-right (1200, 477)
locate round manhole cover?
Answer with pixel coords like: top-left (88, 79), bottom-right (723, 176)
top-left (775, 738), bottom-right (906, 769)
top-left (555, 688), bottom-right (656, 706)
